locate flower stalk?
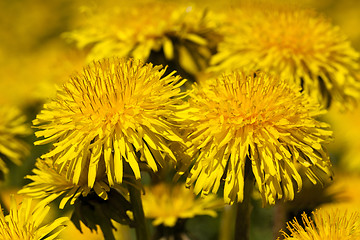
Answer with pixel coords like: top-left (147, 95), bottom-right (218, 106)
top-left (128, 179), bottom-right (150, 240)
top-left (235, 158), bottom-right (254, 240)
top-left (219, 205), bottom-right (236, 240)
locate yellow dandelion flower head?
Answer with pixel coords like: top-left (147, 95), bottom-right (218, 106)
top-left (0, 195), bottom-right (68, 240)
top-left (34, 57), bottom-right (188, 188)
top-left (0, 106), bottom-right (31, 178)
top-left (186, 70), bottom-right (333, 205)
top-left (211, 5), bottom-right (360, 108)
top-left (282, 208), bottom-right (360, 239)
top-left (19, 158), bottom-right (114, 209)
top-left (142, 182), bottom-right (223, 227)
top-left (65, 0), bottom-right (222, 74)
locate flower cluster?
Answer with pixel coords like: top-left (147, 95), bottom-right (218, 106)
top-left (4, 1), bottom-right (360, 239)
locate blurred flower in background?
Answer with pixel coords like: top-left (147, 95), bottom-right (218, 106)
top-left (60, 220), bottom-right (131, 240)
top-left (303, 0), bottom-right (360, 51)
top-left (325, 107), bottom-right (360, 172)
top-left (64, 0), bottom-right (223, 76)
top-left (143, 182), bottom-right (223, 227)
top-left (142, 182), bottom-right (223, 240)
top-left (211, 3), bottom-right (360, 108)
top-left (0, 107), bottom-right (31, 181)
top-left (320, 171), bottom-right (360, 211)
top-left (0, 0), bottom-right (84, 107)
top-left (0, 43), bottom-right (86, 107)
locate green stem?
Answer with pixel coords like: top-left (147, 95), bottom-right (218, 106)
top-left (235, 160), bottom-right (254, 240)
top-left (128, 180), bottom-right (149, 240)
top-left (218, 205), bottom-right (236, 240)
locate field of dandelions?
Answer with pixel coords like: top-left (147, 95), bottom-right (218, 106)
top-left (1, 0), bottom-right (360, 239)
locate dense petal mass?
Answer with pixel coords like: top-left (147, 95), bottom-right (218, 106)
top-left (0, 106), bottom-right (31, 179)
top-left (211, 5), bottom-right (360, 108)
top-left (34, 57), bottom-right (188, 188)
top-left (0, 195), bottom-right (68, 240)
top-left (186, 70), bottom-right (333, 205)
top-left (281, 208), bottom-right (360, 239)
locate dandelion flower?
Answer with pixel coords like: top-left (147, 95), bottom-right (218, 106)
top-left (65, 0), bottom-right (222, 74)
top-left (142, 182), bottom-right (223, 227)
top-left (186, 70), bottom-right (333, 205)
top-left (0, 107), bottom-right (31, 179)
top-left (211, 6), bottom-right (360, 108)
top-left (19, 158), bottom-right (112, 209)
top-left (33, 57), bottom-right (188, 188)
top-left (281, 208), bottom-right (360, 239)
top-left (0, 195), bottom-right (68, 240)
